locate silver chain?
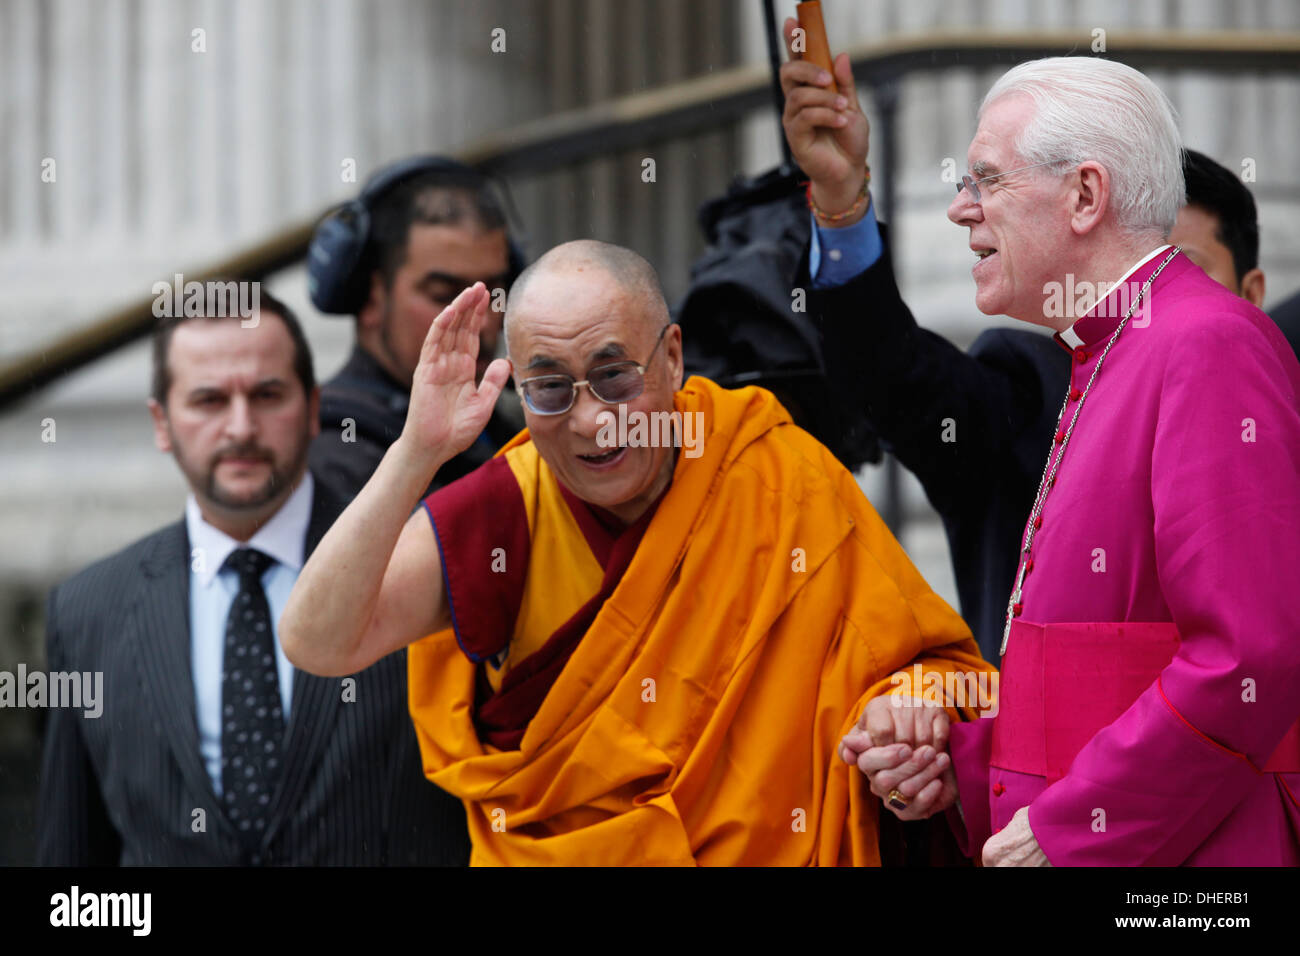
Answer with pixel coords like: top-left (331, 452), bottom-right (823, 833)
top-left (1000, 246), bottom-right (1182, 655)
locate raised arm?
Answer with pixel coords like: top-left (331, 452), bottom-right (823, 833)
top-left (280, 283), bottom-right (511, 676)
top-left (780, 22), bottom-right (1032, 517)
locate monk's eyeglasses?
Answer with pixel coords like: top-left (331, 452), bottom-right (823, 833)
top-left (956, 158), bottom-right (1071, 204)
top-left (518, 324), bottom-right (670, 416)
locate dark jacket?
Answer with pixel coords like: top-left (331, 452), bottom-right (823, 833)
top-left (1270, 287), bottom-right (1300, 361)
top-left (309, 345), bottom-right (523, 503)
top-left (677, 164), bottom-right (881, 471)
top-left (36, 477), bottom-right (469, 865)
top-left (810, 226), bottom-right (1070, 661)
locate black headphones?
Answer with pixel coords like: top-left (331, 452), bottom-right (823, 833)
top-left (307, 155), bottom-right (527, 315)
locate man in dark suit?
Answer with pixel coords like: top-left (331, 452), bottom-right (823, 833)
top-left (36, 288), bottom-right (468, 865)
top-left (781, 38), bottom-right (1272, 660)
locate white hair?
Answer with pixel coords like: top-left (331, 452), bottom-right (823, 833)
top-left (980, 57), bottom-right (1184, 238)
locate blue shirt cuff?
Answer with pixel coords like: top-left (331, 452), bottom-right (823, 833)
top-left (809, 199), bottom-right (883, 289)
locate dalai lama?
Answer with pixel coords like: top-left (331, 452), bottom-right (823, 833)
top-left (851, 56), bottom-right (1300, 866)
top-left (280, 239), bottom-right (994, 866)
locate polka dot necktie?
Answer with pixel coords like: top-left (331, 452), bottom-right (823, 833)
top-left (220, 547), bottom-right (284, 845)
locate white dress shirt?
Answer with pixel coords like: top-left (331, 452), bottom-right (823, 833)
top-left (185, 472), bottom-right (314, 797)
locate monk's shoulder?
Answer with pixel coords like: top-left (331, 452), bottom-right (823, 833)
top-left (727, 419), bottom-right (867, 516)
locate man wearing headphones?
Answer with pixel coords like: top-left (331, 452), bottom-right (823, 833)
top-left (308, 157), bottom-right (527, 501)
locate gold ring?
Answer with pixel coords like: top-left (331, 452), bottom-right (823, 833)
top-left (887, 789), bottom-right (909, 810)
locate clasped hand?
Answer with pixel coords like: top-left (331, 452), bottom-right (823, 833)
top-left (841, 696), bottom-right (1050, 865)
top-left (839, 695), bottom-right (958, 821)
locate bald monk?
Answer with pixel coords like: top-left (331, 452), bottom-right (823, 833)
top-left (280, 240), bottom-right (995, 865)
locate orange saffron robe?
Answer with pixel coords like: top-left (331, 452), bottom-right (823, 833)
top-left (407, 376), bottom-right (994, 865)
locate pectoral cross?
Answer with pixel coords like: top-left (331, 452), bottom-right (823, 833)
top-left (1000, 557), bottom-right (1029, 657)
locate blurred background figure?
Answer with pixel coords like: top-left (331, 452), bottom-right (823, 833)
top-left (3, 0), bottom-right (1300, 863)
top-left (306, 156), bottom-right (528, 500)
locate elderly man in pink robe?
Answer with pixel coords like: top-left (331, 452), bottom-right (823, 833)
top-left (842, 56), bottom-right (1300, 866)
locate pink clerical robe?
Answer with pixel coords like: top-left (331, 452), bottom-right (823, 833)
top-left (948, 246), bottom-right (1300, 865)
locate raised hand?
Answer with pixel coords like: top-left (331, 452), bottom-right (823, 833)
top-left (399, 282), bottom-right (512, 477)
top-left (780, 17), bottom-right (870, 221)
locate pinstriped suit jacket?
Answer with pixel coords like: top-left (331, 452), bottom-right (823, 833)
top-left (35, 476), bottom-right (469, 866)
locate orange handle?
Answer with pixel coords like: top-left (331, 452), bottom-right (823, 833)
top-left (796, 1), bottom-right (836, 92)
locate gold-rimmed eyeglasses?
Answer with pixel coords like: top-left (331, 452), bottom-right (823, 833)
top-left (518, 324), bottom-right (671, 415)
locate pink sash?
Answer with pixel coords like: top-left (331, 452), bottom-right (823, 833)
top-left (992, 620), bottom-right (1300, 782)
